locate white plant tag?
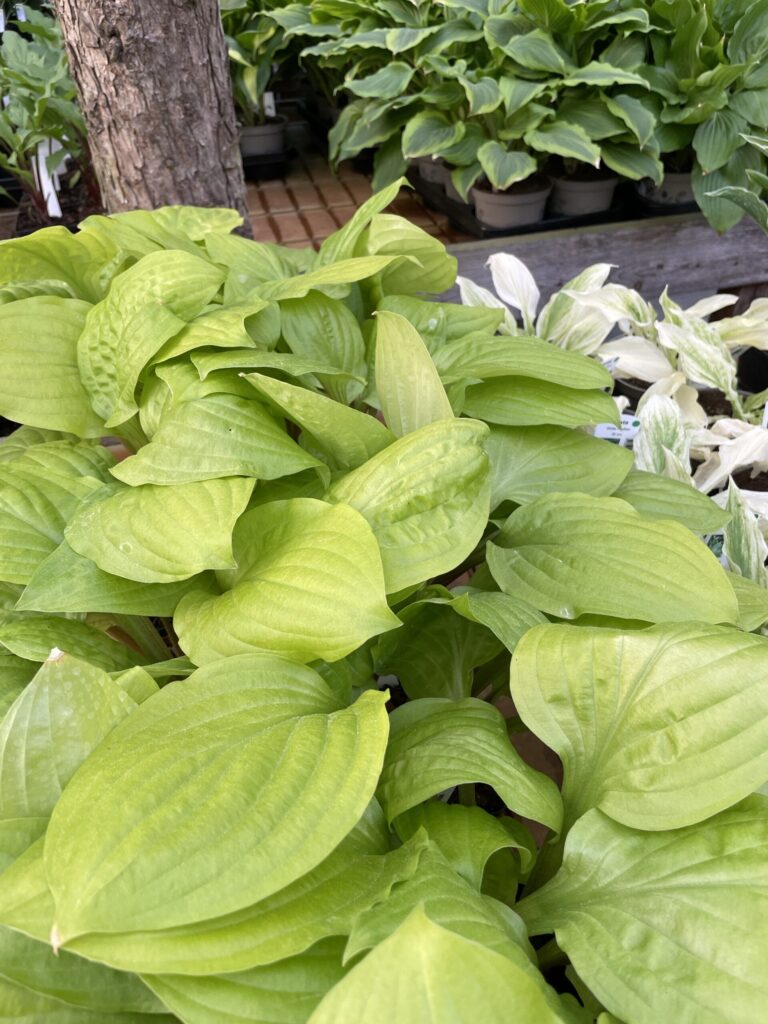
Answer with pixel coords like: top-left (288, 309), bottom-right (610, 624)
top-left (263, 90), bottom-right (276, 118)
top-left (594, 413), bottom-right (642, 447)
top-left (761, 403), bottom-right (768, 429)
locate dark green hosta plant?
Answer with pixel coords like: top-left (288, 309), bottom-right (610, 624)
top-left (1, 182), bottom-right (768, 1022)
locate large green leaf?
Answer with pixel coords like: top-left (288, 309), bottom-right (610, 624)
top-left (434, 335), bottom-right (613, 389)
top-left (45, 659), bottom-right (390, 941)
top-left (512, 622), bottom-right (768, 830)
top-left (0, 297), bottom-right (103, 437)
top-left (65, 478), bottom-right (254, 583)
top-left (0, 821), bottom-right (46, 877)
top-left (0, 652), bottom-right (134, 821)
top-left (309, 908), bottom-right (564, 1024)
top-left (279, 291), bottom-right (367, 403)
top-left (71, 825), bottom-right (425, 976)
top-left (17, 540), bottom-right (213, 616)
top-left (394, 801), bottom-right (535, 889)
top-left (245, 372), bottom-right (393, 470)
top-left (402, 111), bottom-right (465, 158)
top-left (449, 590), bottom-right (548, 653)
top-left (328, 419), bottom-right (490, 592)
top-left (374, 596), bottom-right (502, 700)
top-left (524, 121), bottom-right (601, 166)
top-left (113, 393), bottom-right (321, 486)
top-left (0, 651), bottom-right (35, 719)
top-left (462, 378), bottom-right (620, 427)
top-left (257, 256), bottom-right (407, 302)
top-left (477, 143), bottom-right (538, 191)
top-left (488, 494), bottom-right (739, 623)
top-left (374, 310), bottom-right (454, 436)
top-left (729, 570), bottom-right (768, 630)
top-left (378, 698), bottom-right (562, 830)
top-left (143, 939), bottom-right (347, 1024)
top-left (377, 294), bottom-right (504, 352)
top-left (175, 498), bottom-right (398, 665)
top-left (0, 616), bottom-right (146, 671)
top-left (518, 799), bottom-right (768, 1024)
top-left (485, 425), bottom-right (632, 507)
top-left (0, 974), bottom-right (172, 1023)
top-left (362, 214), bottom-right (458, 296)
top-left (77, 250), bottom-right (224, 425)
top-left (345, 845), bottom-right (530, 963)
top-left (152, 301), bottom-right (267, 363)
top-left (0, 443), bottom-right (113, 585)
top-left (0, 226), bottom-right (118, 303)
top-left (0, 925), bottom-right (163, 1014)
top-left (612, 470), bottom-right (730, 532)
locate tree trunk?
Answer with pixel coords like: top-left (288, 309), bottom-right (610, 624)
top-left (53, 0), bottom-right (251, 234)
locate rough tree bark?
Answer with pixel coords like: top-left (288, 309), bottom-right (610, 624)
top-left (52, 0), bottom-right (251, 232)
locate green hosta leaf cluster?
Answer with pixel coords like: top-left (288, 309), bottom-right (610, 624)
top-left (257, 0), bottom-right (768, 225)
top-left (0, 189), bottom-right (767, 1022)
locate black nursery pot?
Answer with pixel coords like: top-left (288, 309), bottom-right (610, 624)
top-left (737, 348), bottom-right (768, 395)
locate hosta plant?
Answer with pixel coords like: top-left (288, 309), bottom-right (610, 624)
top-left (461, 252), bottom-right (768, 603)
top-left (1, 184), bottom-right (768, 1023)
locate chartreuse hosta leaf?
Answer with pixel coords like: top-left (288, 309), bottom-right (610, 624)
top-left (310, 908), bottom-right (564, 1024)
top-left (518, 799), bottom-right (768, 1024)
top-left (512, 623), bottom-right (768, 831)
top-left (0, 297), bottom-right (104, 437)
top-left (69, 822), bottom-right (426, 976)
top-left (378, 698), bottom-right (562, 831)
top-left (152, 300), bottom-right (267, 362)
top-left (0, 226), bottom-right (119, 303)
top-left (374, 595), bottom-right (503, 700)
top-left (0, 651), bottom-right (35, 719)
top-left (328, 419), bottom-right (490, 593)
top-left (192, 347), bottom-right (362, 385)
top-left (377, 294), bottom-right (504, 353)
top-left (0, 975), bottom-right (174, 1023)
top-left (175, 498), bottom-right (398, 665)
top-left (345, 845), bottom-right (531, 964)
top-left (0, 819), bottom-right (46, 875)
top-left (485, 425), bottom-right (633, 507)
top-left (461, 377), bottom-right (620, 428)
top-left (245, 372), bottom-right (394, 471)
top-left (0, 835), bottom-right (52, 938)
top-left (77, 250), bottom-right (224, 426)
top-left (612, 470), bottom-right (730, 533)
top-left (143, 938), bottom-right (347, 1024)
top-left (488, 494), bottom-right (739, 624)
top-left (112, 393), bottom-right (321, 486)
top-left (257, 255), bottom-right (408, 301)
top-left (728, 571), bottom-right (768, 631)
top-left (279, 291), bottom-right (367, 403)
top-left (65, 478), bottom-right (254, 584)
top-left (434, 335), bottom-right (613, 389)
top-left (0, 442), bottom-right (113, 584)
top-left (374, 310), bottom-right (454, 437)
top-left (394, 802), bottom-right (535, 890)
top-left (364, 214), bottom-right (458, 296)
top-left (45, 656), bottom-right (390, 941)
top-left (0, 652), bottom-right (135, 821)
top-left (0, 616), bottom-right (145, 671)
top-left (449, 590), bottom-right (548, 654)
top-left (17, 540), bottom-right (215, 616)
top-left (0, 925), bottom-right (164, 1014)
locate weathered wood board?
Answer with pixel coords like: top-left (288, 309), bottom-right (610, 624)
top-left (444, 212), bottom-right (768, 301)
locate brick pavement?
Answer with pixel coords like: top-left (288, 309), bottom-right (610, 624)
top-left (247, 152), bottom-right (470, 249)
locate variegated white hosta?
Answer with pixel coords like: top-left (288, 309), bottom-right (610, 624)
top-left (459, 253), bottom-right (768, 425)
top-left (634, 395), bottom-right (692, 483)
top-left (718, 481), bottom-right (768, 587)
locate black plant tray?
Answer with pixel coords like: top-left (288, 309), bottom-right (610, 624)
top-left (241, 151), bottom-right (289, 182)
top-left (409, 170), bottom-right (699, 238)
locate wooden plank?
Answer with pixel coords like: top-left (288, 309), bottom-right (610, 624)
top-left (444, 212), bottom-right (768, 301)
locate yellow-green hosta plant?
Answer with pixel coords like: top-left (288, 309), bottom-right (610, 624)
top-left (1, 183), bottom-right (768, 1023)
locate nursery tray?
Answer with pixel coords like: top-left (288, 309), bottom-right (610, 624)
top-left (410, 170), bottom-right (697, 239)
